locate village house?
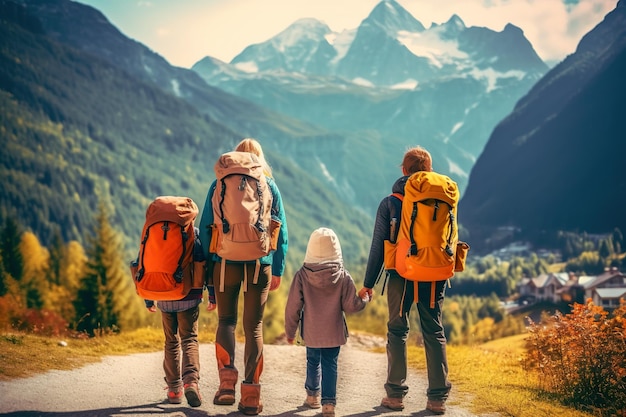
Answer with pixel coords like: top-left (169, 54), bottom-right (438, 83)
top-left (517, 272), bottom-right (571, 304)
top-left (517, 268), bottom-right (626, 310)
top-left (580, 268), bottom-right (626, 309)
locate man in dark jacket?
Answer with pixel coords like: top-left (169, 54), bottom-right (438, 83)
top-left (359, 146), bottom-right (451, 415)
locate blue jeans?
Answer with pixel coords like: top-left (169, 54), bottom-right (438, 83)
top-left (305, 346), bottom-right (340, 406)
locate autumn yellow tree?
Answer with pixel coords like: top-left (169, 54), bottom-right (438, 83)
top-left (19, 231), bottom-right (48, 310)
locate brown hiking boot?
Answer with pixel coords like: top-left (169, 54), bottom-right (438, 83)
top-left (238, 382), bottom-right (263, 415)
top-left (322, 404), bottom-right (335, 417)
top-left (183, 382), bottom-right (202, 407)
top-left (304, 394), bottom-right (321, 409)
top-left (213, 367), bottom-right (238, 405)
top-left (381, 396), bottom-right (404, 411)
top-left (426, 399), bottom-right (446, 414)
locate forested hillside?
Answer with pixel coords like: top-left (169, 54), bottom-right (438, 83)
top-left (0, 2), bottom-right (373, 267)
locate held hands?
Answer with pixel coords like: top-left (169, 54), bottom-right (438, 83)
top-left (270, 275), bottom-right (281, 291)
top-left (147, 305), bottom-right (157, 313)
top-left (206, 286), bottom-right (217, 311)
top-left (358, 287), bottom-right (373, 302)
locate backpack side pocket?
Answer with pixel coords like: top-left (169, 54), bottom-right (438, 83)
top-left (454, 241), bottom-right (470, 272)
top-left (209, 223), bottom-right (221, 254)
top-left (269, 218), bottom-right (281, 251)
top-left (383, 240), bottom-right (397, 270)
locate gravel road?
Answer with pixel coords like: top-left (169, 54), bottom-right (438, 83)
top-left (0, 335), bottom-right (494, 417)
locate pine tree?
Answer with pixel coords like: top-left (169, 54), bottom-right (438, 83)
top-left (1, 217), bottom-right (23, 283)
top-left (599, 239), bottom-right (612, 260)
top-left (0, 251), bottom-right (6, 296)
top-left (48, 230), bottom-right (64, 286)
top-left (74, 199), bottom-right (137, 336)
top-left (612, 228), bottom-right (623, 254)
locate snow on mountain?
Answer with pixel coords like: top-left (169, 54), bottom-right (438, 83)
top-left (222, 0), bottom-right (544, 88)
top-left (192, 0), bottom-right (549, 209)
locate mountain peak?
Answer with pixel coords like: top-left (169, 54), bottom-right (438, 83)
top-left (446, 14), bottom-right (466, 28)
top-left (503, 23), bottom-right (524, 37)
top-left (365, 0), bottom-right (425, 34)
top-left (276, 18), bottom-right (331, 44)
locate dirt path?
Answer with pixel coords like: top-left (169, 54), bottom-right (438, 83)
top-left (0, 335), bottom-right (494, 417)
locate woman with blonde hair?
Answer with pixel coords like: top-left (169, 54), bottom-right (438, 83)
top-left (199, 138), bottom-right (288, 415)
top-left (234, 138), bottom-right (273, 177)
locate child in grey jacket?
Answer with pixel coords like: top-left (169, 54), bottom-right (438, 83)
top-left (285, 227), bottom-right (368, 417)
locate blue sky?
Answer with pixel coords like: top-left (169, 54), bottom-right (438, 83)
top-left (76, 0), bottom-right (617, 68)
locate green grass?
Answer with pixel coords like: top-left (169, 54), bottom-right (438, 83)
top-left (397, 334), bottom-right (596, 417)
top-left (0, 326), bottom-right (215, 380)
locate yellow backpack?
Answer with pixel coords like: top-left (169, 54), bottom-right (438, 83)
top-left (390, 172), bottom-right (469, 307)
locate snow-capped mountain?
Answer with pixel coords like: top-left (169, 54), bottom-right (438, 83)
top-left (193, 0), bottom-right (548, 202)
top-left (225, 0), bottom-right (546, 87)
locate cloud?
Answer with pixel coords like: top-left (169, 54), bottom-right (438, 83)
top-left (401, 0), bottom-right (617, 62)
top-left (78, 0), bottom-right (618, 68)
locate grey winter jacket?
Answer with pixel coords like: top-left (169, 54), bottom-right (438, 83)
top-left (284, 262), bottom-right (366, 348)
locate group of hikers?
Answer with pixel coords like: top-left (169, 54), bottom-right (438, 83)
top-left (132, 137), bottom-right (458, 417)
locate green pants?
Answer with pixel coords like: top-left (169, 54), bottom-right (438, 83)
top-left (384, 272), bottom-right (451, 401)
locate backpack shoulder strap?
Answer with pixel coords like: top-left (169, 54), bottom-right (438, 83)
top-left (173, 224), bottom-right (190, 283)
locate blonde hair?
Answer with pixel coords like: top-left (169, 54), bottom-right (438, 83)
top-left (402, 146), bottom-right (432, 175)
top-left (235, 138), bottom-right (273, 177)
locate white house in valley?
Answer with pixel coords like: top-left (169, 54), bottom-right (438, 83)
top-left (517, 268), bottom-right (626, 310)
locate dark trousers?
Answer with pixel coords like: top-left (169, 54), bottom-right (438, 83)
top-left (161, 305), bottom-right (200, 390)
top-left (213, 261), bottom-right (271, 384)
top-left (385, 272), bottom-right (452, 401)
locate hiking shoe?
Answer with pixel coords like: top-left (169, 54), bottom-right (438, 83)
top-left (322, 403), bottom-right (335, 417)
top-left (426, 399), bottom-right (446, 414)
top-left (214, 367), bottom-right (237, 405)
top-left (381, 396), bottom-right (404, 411)
top-left (166, 388), bottom-right (183, 404)
top-left (184, 382), bottom-right (202, 407)
top-left (304, 394), bottom-right (321, 409)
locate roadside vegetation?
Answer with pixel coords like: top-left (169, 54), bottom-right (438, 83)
top-left (1, 209), bottom-right (624, 416)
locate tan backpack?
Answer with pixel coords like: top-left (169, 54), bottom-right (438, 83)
top-left (210, 151), bottom-right (275, 262)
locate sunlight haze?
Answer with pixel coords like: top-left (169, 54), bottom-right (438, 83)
top-left (76, 0), bottom-right (617, 68)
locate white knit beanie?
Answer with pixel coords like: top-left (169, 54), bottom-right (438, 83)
top-left (304, 227), bottom-right (343, 264)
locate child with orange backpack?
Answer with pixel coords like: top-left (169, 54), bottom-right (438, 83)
top-left (131, 196), bottom-right (216, 407)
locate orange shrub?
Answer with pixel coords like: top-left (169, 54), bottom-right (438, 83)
top-left (13, 308), bottom-right (69, 337)
top-left (525, 299), bottom-right (626, 417)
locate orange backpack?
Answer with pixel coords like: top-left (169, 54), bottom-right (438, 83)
top-left (131, 196), bottom-right (200, 301)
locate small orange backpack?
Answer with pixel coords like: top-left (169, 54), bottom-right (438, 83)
top-left (131, 196), bottom-right (201, 301)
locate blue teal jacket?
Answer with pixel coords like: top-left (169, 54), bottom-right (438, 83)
top-left (198, 176), bottom-right (288, 278)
